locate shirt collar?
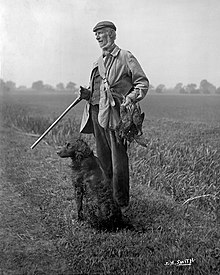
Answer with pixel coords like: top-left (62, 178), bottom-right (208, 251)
top-left (102, 44), bottom-right (120, 57)
top-left (92, 44), bottom-right (120, 69)
top-left (111, 44), bottom-right (120, 57)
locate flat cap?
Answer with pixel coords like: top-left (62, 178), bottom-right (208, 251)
top-left (93, 21), bottom-right (116, 32)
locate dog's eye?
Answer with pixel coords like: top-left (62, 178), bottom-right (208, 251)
top-left (66, 142), bottom-right (70, 148)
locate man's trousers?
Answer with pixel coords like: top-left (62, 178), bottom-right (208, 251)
top-left (90, 104), bottom-right (129, 208)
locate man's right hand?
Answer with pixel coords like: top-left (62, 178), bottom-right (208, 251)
top-left (79, 86), bottom-right (91, 100)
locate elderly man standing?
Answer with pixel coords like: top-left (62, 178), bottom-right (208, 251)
top-left (79, 21), bottom-right (149, 213)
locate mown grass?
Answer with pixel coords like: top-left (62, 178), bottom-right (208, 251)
top-left (0, 93), bottom-right (220, 274)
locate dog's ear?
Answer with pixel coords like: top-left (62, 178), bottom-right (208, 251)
top-left (80, 140), bottom-right (93, 157)
top-left (75, 151), bottom-right (84, 162)
top-left (75, 139), bottom-right (92, 161)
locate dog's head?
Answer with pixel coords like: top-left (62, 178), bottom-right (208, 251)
top-left (57, 138), bottom-right (93, 161)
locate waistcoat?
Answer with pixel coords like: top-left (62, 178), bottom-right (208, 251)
top-left (90, 67), bottom-right (101, 105)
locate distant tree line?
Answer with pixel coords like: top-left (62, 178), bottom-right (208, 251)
top-left (1, 78), bottom-right (220, 95)
top-left (0, 79), bottom-right (78, 93)
top-left (0, 79), bottom-right (16, 92)
top-left (150, 79), bottom-right (220, 95)
top-left (31, 80), bottom-right (78, 91)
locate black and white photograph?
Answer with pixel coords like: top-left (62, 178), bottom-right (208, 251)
top-left (0, 0), bottom-right (219, 274)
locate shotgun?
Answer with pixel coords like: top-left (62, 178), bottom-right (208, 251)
top-left (30, 96), bottom-right (82, 149)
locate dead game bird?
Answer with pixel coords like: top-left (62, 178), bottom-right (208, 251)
top-left (116, 102), bottom-right (148, 147)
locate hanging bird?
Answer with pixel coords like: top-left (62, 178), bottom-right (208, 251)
top-left (115, 102), bottom-right (148, 147)
top-left (131, 103), bottom-right (145, 136)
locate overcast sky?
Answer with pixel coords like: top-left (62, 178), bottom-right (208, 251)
top-left (1, 0), bottom-right (220, 88)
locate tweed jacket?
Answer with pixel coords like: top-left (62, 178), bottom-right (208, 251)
top-left (80, 45), bottom-right (149, 133)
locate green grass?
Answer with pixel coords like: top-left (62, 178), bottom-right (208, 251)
top-left (0, 92), bottom-right (220, 274)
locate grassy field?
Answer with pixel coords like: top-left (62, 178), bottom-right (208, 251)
top-left (0, 90), bottom-right (220, 274)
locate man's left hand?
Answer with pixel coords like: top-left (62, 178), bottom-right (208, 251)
top-left (121, 96), bottom-right (132, 107)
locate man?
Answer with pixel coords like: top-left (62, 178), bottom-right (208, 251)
top-left (79, 21), bottom-right (149, 212)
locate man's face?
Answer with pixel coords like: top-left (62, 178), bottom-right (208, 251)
top-left (95, 28), bottom-right (113, 50)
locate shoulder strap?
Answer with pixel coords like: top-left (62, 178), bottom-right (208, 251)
top-left (97, 55), bottom-right (115, 85)
top-left (97, 56), bottom-right (115, 107)
top-left (97, 56), bottom-right (106, 80)
top-left (97, 56), bottom-right (110, 90)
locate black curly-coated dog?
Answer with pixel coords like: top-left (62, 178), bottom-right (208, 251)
top-left (57, 138), bottom-right (122, 227)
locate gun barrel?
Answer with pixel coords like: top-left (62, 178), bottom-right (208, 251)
top-left (30, 96), bottom-right (82, 149)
